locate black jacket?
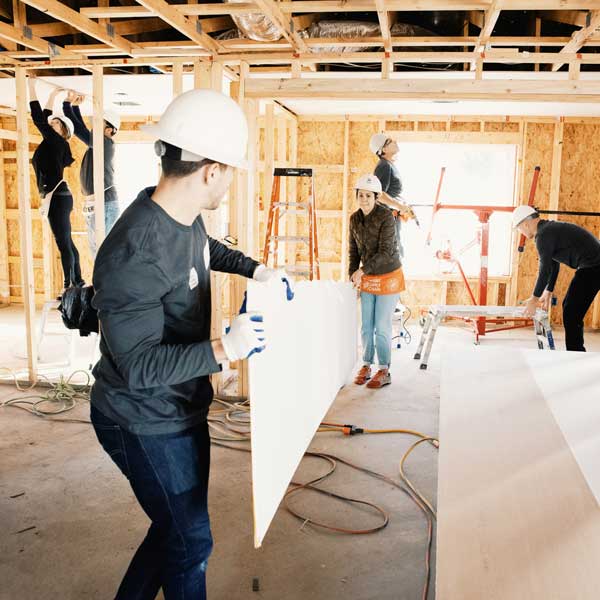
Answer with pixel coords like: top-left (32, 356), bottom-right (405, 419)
top-left (349, 203), bottom-right (401, 278)
top-left (30, 101), bottom-right (74, 196)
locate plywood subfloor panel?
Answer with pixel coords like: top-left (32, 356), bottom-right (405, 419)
top-left (438, 348), bottom-right (600, 600)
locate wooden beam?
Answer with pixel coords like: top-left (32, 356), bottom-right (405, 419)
top-left (253, 0), bottom-right (309, 53)
top-left (375, 0), bottom-right (396, 77)
top-left (0, 19), bottom-right (77, 59)
top-left (21, 0), bottom-right (137, 55)
top-left (134, 0), bottom-right (223, 54)
top-left (340, 119), bottom-right (350, 281)
top-left (244, 77), bottom-right (600, 102)
top-left (553, 10), bottom-right (600, 71)
top-left (81, 1), bottom-right (600, 17)
top-left (93, 66), bottom-right (105, 247)
top-left (263, 101), bottom-right (275, 235)
top-left (172, 59), bottom-right (184, 96)
top-left (0, 141), bottom-right (9, 304)
top-left (549, 118), bottom-right (564, 212)
top-left (540, 10), bottom-right (588, 27)
top-left (472, 0), bottom-right (501, 71)
top-left (15, 67), bottom-right (37, 382)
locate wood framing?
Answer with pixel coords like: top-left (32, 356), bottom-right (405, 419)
top-left (0, 142), bottom-right (8, 304)
top-left (0, 19), bottom-right (77, 59)
top-left (244, 78), bottom-right (600, 102)
top-left (21, 0), bottom-right (138, 55)
top-left (340, 119), bottom-right (350, 280)
top-left (135, 0), bottom-right (223, 54)
top-left (93, 66), bottom-right (106, 246)
top-left (15, 66), bottom-right (38, 382)
top-left (548, 118), bottom-right (564, 212)
top-left (553, 10), bottom-right (600, 71)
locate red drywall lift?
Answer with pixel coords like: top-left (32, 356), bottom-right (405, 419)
top-left (427, 166), bottom-right (541, 342)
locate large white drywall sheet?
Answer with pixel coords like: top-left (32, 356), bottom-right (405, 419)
top-left (247, 279), bottom-right (357, 547)
top-left (525, 350), bottom-right (600, 506)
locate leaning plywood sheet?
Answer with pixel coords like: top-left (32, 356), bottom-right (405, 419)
top-left (247, 280), bottom-right (357, 548)
top-left (438, 348), bottom-right (600, 600)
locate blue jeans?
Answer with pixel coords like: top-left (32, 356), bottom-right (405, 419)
top-left (85, 200), bottom-right (120, 257)
top-left (91, 405), bottom-right (213, 600)
top-left (360, 292), bottom-right (400, 368)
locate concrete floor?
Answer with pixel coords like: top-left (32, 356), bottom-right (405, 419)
top-left (1, 307), bottom-right (598, 600)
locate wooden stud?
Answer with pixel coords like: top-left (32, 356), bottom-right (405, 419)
top-left (535, 16), bottom-right (541, 72)
top-left (0, 142), bottom-right (9, 304)
top-left (210, 61), bottom-right (224, 90)
top-left (194, 59), bottom-right (211, 88)
top-left (15, 67), bottom-right (38, 382)
top-left (263, 102), bottom-right (275, 249)
top-left (549, 118), bottom-right (564, 213)
top-left (172, 59), bottom-right (184, 96)
top-left (509, 121), bottom-right (527, 307)
top-left (92, 66), bottom-right (106, 246)
top-left (341, 119), bottom-right (350, 281)
top-left (569, 59), bottom-right (581, 80)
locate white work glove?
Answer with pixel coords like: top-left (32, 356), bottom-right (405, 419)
top-left (253, 264), bottom-right (295, 300)
top-left (253, 264), bottom-right (284, 282)
top-left (221, 312), bottom-right (265, 362)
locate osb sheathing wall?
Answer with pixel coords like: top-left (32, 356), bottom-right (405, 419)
top-left (294, 117), bottom-right (600, 327)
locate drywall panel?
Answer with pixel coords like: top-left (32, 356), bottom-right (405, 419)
top-left (247, 279), bottom-right (357, 547)
top-left (438, 348), bottom-right (600, 600)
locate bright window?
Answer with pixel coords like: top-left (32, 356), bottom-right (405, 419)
top-left (396, 142), bottom-right (517, 278)
top-left (114, 142), bottom-right (160, 210)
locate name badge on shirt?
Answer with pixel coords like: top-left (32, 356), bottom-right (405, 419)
top-left (189, 267), bottom-right (199, 290)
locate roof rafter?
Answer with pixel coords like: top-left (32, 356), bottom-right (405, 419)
top-left (0, 19), bottom-right (78, 59)
top-left (134, 0), bottom-right (224, 54)
top-left (21, 0), bottom-right (137, 55)
top-left (552, 9), bottom-right (600, 70)
top-left (252, 0), bottom-right (309, 53)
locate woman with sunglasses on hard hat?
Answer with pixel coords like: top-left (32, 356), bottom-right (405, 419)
top-left (28, 76), bottom-right (83, 294)
top-left (369, 133), bottom-right (414, 260)
top-left (63, 91), bottom-right (121, 257)
top-left (349, 174), bottom-right (406, 389)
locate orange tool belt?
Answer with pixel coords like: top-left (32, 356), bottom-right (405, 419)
top-left (360, 267), bottom-right (406, 295)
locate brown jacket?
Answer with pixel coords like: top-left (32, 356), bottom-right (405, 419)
top-left (349, 203), bottom-right (401, 278)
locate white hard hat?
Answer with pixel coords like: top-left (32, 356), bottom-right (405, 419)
top-left (355, 174), bottom-right (382, 194)
top-left (512, 205), bottom-right (539, 229)
top-left (48, 114), bottom-right (74, 139)
top-left (141, 89), bottom-right (248, 169)
top-left (369, 133), bottom-right (388, 156)
top-left (104, 109), bottom-right (120, 131)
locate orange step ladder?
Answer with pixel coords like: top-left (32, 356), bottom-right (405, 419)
top-left (262, 167), bottom-right (321, 280)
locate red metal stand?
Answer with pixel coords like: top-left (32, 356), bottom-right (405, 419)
top-left (429, 167), bottom-right (542, 342)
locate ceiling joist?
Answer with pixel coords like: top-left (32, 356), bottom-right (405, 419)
top-left (20, 0), bottom-right (138, 55)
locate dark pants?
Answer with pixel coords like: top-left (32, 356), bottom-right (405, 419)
top-left (562, 264), bottom-right (600, 351)
top-left (47, 185), bottom-right (83, 288)
top-left (90, 405), bottom-right (213, 600)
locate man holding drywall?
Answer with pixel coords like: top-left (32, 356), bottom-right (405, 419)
top-left (90, 89), bottom-right (284, 600)
top-left (514, 204), bottom-right (600, 351)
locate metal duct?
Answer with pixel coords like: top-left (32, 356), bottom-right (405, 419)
top-left (224, 0), bottom-right (281, 42)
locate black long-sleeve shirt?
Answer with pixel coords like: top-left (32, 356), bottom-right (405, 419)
top-left (91, 187), bottom-right (259, 434)
top-left (349, 203), bottom-right (401, 277)
top-left (374, 158), bottom-right (402, 199)
top-left (62, 102), bottom-right (116, 200)
top-left (30, 101), bottom-right (74, 196)
top-left (533, 219), bottom-right (600, 297)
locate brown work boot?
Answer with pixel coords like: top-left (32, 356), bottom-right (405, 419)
top-left (366, 369), bottom-right (391, 389)
top-left (354, 365), bottom-right (371, 385)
